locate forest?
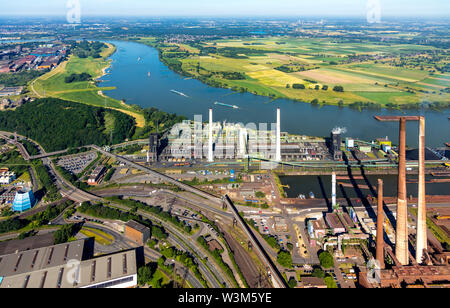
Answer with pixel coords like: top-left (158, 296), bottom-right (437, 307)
top-left (0, 98), bottom-right (136, 151)
top-left (70, 41), bottom-right (107, 59)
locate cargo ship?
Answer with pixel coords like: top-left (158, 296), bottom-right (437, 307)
top-left (170, 89), bottom-right (189, 98)
top-left (214, 101), bottom-right (239, 109)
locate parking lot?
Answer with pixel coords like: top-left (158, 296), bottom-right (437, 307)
top-left (56, 152), bottom-right (97, 175)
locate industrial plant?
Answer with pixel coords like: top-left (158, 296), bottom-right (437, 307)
top-left (359, 116), bottom-right (450, 288)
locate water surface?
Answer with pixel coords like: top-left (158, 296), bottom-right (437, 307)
top-left (99, 40), bottom-right (450, 147)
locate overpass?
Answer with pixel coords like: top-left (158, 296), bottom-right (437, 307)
top-left (0, 133), bottom-right (30, 160)
top-left (29, 149), bottom-right (69, 160)
top-left (89, 145), bottom-right (223, 206)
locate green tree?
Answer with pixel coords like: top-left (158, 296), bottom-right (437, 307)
top-left (292, 83), bottom-right (306, 90)
top-left (324, 275), bottom-right (338, 288)
top-left (137, 264), bottom-right (155, 286)
top-left (312, 267), bottom-right (325, 278)
top-left (255, 191), bottom-right (266, 199)
top-left (319, 251), bottom-right (334, 269)
top-left (277, 250), bottom-right (293, 268)
top-left (288, 277), bottom-right (297, 288)
top-left (333, 85), bottom-right (344, 92)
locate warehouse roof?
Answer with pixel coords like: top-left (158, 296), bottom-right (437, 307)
top-left (0, 249), bottom-right (137, 288)
top-left (0, 239), bottom-right (87, 278)
top-left (125, 220), bottom-right (149, 234)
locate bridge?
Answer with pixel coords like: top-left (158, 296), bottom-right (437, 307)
top-left (29, 149), bottom-right (69, 160)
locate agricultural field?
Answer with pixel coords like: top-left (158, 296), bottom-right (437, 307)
top-left (145, 36), bottom-right (450, 108)
top-left (29, 43), bottom-right (145, 127)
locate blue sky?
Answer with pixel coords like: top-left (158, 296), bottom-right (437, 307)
top-left (1, 0), bottom-right (449, 17)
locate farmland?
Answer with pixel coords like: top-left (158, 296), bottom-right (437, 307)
top-left (143, 36), bottom-right (450, 109)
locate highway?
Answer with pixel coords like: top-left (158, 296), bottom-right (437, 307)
top-left (90, 145), bottom-right (223, 206)
top-left (93, 186), bottom-right (233, 220)
top-left (106, 200), bottom-right (232, 288)
top-left (1, 134), bottom-right (234, 288)
top-left (56, 211), bottom-right (206, 288)
top-left (90, 145), bottom-right (288, 288)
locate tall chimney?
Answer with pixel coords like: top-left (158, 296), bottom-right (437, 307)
top-left (331, 172), bottom-right (337, 208)
top-left (208, 109), bottom-right (213, 162)
top-left (239, 127), bottom-right (247, 158)
top-left (395, 118), bottom-right (409, 265)
top-left (376, 179), bottom-right (385, 269)
top-left (276, 108), bottom-right (281, 162)
top-left (416, 116), bottom-right (427, 263)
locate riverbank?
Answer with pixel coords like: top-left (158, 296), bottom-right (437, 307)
top-left (134, 36), bottom-right (450, 111)
top-left (84, 40), bottom-right (450, 148)
top-left (28, 42), bottom-right (145, 128)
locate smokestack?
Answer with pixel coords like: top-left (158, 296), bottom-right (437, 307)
top-left (239, 127), bottom-right (247, 158)
top-left (208, 109), bottom-right (213, 162)
top-left (332, 172), bottom-right (336, 208)
top-left (376, 179), bottom-right (385, 269)
top-left (395, 117), bottom-right (409, 265)
top-left (276, 108), bottom-right (281, 162)
top-left (416, 116), bottom-right (427, 263)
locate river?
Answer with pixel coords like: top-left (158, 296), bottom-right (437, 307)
top-left (280, 174), bottom-right (450, 199)
top-left (99, 40), bottom-right (450, 148)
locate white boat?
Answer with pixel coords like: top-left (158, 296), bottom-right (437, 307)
top-left (214, 101), bottom-right (239, 109)
top-left (170, 89), bottom-right (189, 98)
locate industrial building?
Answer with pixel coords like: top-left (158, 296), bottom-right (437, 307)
top-left (151, 108), bottom-right (330, 163)
top-left (147, 133), bottom-right (159, 162)
top-left (0, 171), bottom-right (16, 184)
top-left (12, 189), bottom-right (35, 212)
top-left (307, 207), bottom-right (368, 253)
top-left (274, 217), bottom-right (288, 233)
top-left (0, 238), bottom-right (139, 289)
top-left (360, 118), bottom-right (450, 288)
top-left (87, 165), bottom-right (106, 186)
top-left (124, 220), bottom-right (150, 246)
top-left (330, 128), bottom-right (343, 161)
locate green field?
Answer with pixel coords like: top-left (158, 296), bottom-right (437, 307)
top-left (143, 36), bottom-right (450, 108)
top-left (30, 43), bottom-right (145, 127)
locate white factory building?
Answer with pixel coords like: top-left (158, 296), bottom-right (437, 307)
top-left (0, 171), bottom-right (16, 185)
top-left (161, 108), bottom-right (322, 162)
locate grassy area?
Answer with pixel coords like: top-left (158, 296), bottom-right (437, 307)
top-left (29, 43), bottom-right (145, 127)
top-left (141, 36), bottom-right (449, 109)
top-left (79, 227), bottom-right (114, 246)
top-left (410, 208), bottom-right (450, 247)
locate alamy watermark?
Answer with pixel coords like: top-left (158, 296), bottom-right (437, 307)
top-left (366, 0), bottom-right (381, 24)
top-left (67, 0), bottom-right (81, 24)
top-left (168, 115), bottom-right (280, 169)
top-left (65, 259), bottom-right (81, 286)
